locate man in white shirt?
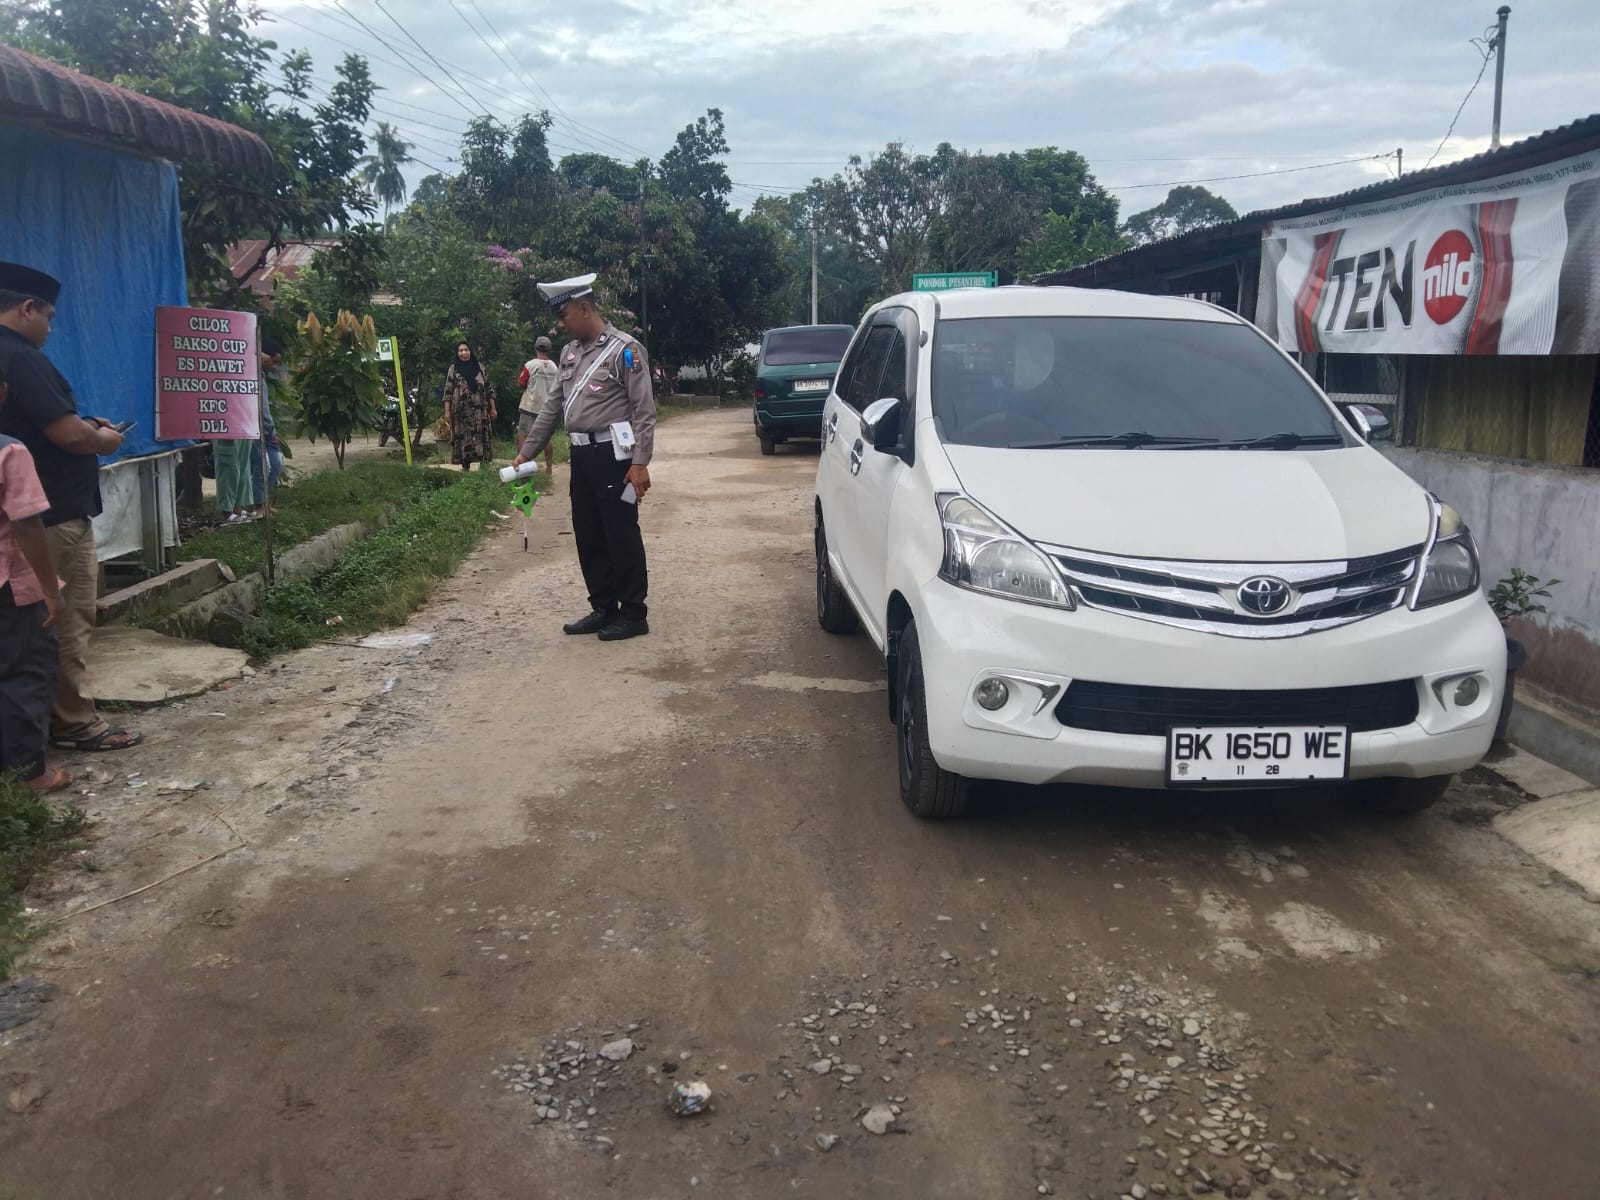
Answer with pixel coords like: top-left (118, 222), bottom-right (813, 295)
top-left (517, 336), bottom-right (559, 475)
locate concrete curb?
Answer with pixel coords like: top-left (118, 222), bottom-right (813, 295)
top-left (155, 512), bottom-right (394, 643)
top-left (1484, 746), bottom-right (1600, 901)
top-left (1508, 689), bottom-right (1600, 788)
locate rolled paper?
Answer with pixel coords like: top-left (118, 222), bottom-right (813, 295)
top-left (499, 461), bottom-right (541, 483)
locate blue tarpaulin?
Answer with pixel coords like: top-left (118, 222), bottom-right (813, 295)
top-left (0, 125), bottom-right (189, 460)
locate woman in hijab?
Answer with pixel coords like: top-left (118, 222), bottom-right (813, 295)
top-left (443, 341), bottom-right (497, 470)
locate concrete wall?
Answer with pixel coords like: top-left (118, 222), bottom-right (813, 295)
top-left (1386, 447), bottom-right (1600, 709)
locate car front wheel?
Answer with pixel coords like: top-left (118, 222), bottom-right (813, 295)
top-left (1346, 774), bottom-right (1452, 815)
top-left (896, 621), bottom-right (969, 818)
top-left (814, 516), bottom-right (859, 634)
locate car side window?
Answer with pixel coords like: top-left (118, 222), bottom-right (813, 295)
top-left (842, 325), bottom-right (895, 412)
top-left (880, 330), bottom-right (908, 403)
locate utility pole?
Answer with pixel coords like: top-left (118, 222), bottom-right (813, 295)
top-left (1396, 147), bottom-right (1403, 177)
top-left (638, 171), bottom-right (649, 352)
top-left (1490, 5), bottom-right (1510, 149)
top-left (810, 224), bottom-right (819, 325)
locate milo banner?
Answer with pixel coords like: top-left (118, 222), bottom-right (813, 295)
top-left (1257, 150), bottom-right (1600, 355)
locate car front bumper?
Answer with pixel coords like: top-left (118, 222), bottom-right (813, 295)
top-left (913, 582), bottom-right (1507, 789)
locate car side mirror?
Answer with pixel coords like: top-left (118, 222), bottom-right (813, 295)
top-left (863, 396), bottom-right (903, 453)
top-left (1341, 402), bottom-right (1393, 445)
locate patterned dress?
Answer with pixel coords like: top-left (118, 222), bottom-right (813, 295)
top-left (443, 363), bottom-right (496, 468)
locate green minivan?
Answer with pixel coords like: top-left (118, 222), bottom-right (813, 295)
top-left (753, 324), bottom-right (855, 455)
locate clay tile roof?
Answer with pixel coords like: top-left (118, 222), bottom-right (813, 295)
top-left (0, 45), bottom-right (272, 175)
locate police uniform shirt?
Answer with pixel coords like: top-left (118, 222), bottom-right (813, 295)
top-left (520, 324), bottom-right (656, 465)
top-left (0, 326), bottom-right (101, 525)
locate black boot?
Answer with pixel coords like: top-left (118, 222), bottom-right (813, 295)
top-left (563, 610), bottom-right (616, 635)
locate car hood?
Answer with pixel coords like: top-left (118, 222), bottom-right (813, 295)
top-left (942, 444), bottom-right (1431, 561)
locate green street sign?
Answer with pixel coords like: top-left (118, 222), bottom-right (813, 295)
top-left (912, 271), bottom-right (998, 292)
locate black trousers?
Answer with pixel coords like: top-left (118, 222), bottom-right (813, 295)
top-left (0, 585), bottom-right (59, 780)
top-left (569, 442), bottom-right (648, 621)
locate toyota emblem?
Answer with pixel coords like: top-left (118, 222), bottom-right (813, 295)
top-left (1237, 576), bottom-right (1293, 616)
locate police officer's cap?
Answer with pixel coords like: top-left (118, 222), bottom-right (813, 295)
top-left (0, 262), bottom-right (61, 305)
top-left (538, 273), bottom-right (597, 314)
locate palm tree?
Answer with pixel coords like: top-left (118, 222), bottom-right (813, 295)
top-left (359, 122), bottom-right (414, 217)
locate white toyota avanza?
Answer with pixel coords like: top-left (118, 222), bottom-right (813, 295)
top-left (813, 286), bottom-right (1505, 818)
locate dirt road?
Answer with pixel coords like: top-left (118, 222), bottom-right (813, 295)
top-left (5, 409), bottom-right (1599, 1199)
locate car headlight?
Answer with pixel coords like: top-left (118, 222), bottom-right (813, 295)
top-left (937, 493), bottom-right (1074, 609)
top-left (1412, 502), bottom-right (1481, 609)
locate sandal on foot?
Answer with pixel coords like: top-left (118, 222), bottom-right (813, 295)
top-left (25, 766), bottom-right (74, 794)
top-left (50, 727), bottom-right (143, 752)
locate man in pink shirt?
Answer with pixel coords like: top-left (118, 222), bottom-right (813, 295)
top-left (0, 362), bottom-right (68, 792)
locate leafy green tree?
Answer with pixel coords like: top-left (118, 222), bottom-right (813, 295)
top-left (658, 108), bottom-right (733, 215)
top-left (360, 122), bottom-right (413, 216)
top-left (1016, 211), bottom-right (1128, 277)
top-left (558, 153), bottom-right (640, 198)
top-left (820, 141), bottom-right (960, 295)
top-left (293, 310), bottom-right (385, 469)
top-left (11, 0), bottom-right (380, 304)
top-left (1122, 185), bottom-right (1238, 245)
top-left (815, 142), bottom-right (1121, 291)
top-left (452, 113), bottom-right (557, 245)
top-left (749, 194), bottom-right (875, 327)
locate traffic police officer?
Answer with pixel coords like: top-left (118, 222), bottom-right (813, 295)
top-left (513, 274), bottom-right (656, 642)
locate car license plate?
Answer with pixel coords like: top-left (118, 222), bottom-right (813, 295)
top-left (791, 378), bottom-right (830, 393)
top-left (1166, 725), bottom-right (1349, 785)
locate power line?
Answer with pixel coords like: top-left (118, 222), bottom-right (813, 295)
top-left (1102, 155), bottom-right (1392, 191)
top-left (1423, 29), bottom-right (1498, 170)
top-left (327, 0), bottom-right (485, 122)
top-left (312, 0), bottom-right (645, 165)
top-left (370, 0), bottom-right (496, 120)
top-left (448, 0), bottom-right (652, 162)
top-left (460, 0), bottom-right (652, 161)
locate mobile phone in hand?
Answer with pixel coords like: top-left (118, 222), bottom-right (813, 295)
top-left (113, 420), bottom-right (136, 434)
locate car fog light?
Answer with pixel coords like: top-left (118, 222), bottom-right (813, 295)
top-left (1454, 677), bottom-right (1481, 707)
top-left (975, 678), bottom-right (1010, 711)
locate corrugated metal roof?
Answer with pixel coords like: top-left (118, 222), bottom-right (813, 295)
top-left (0, 45), bottom-right (272, 175)
top-left (1040, 113), bottom-right (1600, 286)
top-left (228, 239), bottom-right (339, 296)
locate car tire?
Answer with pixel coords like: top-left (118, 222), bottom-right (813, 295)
top-left (896, 621), bottom-right (970, 819)
top-left (759, 432), bottom-right (776, 456)
top-left (815, 516), bottom-right (859, 635)
top-left (1346, 775), bottom-right (1452, 815)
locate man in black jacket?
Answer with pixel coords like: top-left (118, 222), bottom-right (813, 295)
top-left (0, 262), bottom-right (141, 752)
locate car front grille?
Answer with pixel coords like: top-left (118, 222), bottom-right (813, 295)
top-left (1042, 544), bottom-right (1422, 639)
top-left (1055, 680), bottom-right (1421, 737)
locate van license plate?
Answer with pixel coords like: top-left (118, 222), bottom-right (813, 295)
top-left (792, 378), bottom-right (830, 393)
top-left (1166, 725), bottom-right (1349, 785)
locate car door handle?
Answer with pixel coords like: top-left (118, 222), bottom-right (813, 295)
top-left (849, 439), bottom-right (864, 476)
top-left (827, 412), bottom-right (839, 444)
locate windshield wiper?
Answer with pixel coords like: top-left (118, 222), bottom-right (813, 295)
top-left (1010, 431), bottom-right (1218, 449)
top-left (1214, 432), bottom-right (1348, 450)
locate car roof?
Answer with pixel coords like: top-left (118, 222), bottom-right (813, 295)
top-left (764, 323), bottom-right (855, 334)
top-left (894, 285), bottom-right (1241, 324)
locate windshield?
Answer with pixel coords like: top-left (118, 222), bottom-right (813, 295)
top-left (763, 327), bottom-right (854, 366)
top-left (931, 316), bottom-right (1350, 449)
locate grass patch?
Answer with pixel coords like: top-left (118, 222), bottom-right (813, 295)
top-left (237, 466), bottom-right (529, 659)
top-left (178, 461), bottom-right (469, 577)
top-left (1, 774), bottom-right (89, 980)
top-left (220, 404), bottom-right (695, 659)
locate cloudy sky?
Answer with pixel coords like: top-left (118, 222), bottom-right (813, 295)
top-left (259, 0), bottom-right (1598, 220)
